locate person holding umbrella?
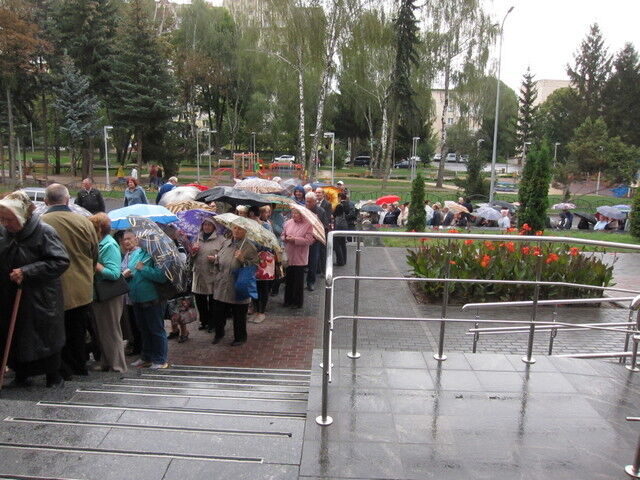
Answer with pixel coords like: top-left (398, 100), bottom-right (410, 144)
top-left (0, 191), bottom-right (69, 388)
top-left (210, 222), bottom-right (259, 346)
top-left (282, 208), bottom-right (315, 309)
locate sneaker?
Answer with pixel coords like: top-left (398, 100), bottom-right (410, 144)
top-left (247, 313), bottom-right (257, 323)
top-left (149, 362), bottom-right (169, 369)
top-left (131, 358), bottom-right (151, 368)
top-left (253, 313), bottom-right (266, 324)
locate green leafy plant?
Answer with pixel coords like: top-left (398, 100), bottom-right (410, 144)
top-left (407, 226), bottom-right (615, 303)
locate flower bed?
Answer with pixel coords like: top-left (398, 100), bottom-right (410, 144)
top-left (406, 225), bottom-right (615, 303)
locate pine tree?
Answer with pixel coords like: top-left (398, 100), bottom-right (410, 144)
top-left (406, 172), bottom-right (425, 232)
top-left (566, 23), bottom-right (611, 119)
top-left (603, 43), bottom-right (640, 147)
top-left (52, 55), bottom-right (101, 177)
top-left (630, 187), bottom-right (640, 239)
top-left (518, 142), bottom-right (552, 231)
top-left (463, 153), bottom-right (489, 197)
top-left (516, 68), bottom-right (538, 154)
top-left (567, 117), bottom-right (609, 176)
top-left (109, 0), bottom-right (175, 168)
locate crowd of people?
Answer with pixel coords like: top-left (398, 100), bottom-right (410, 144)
top-left (0, 176), bottom-right (356, 387)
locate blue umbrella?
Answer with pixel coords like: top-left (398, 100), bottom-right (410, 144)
top-left (175, 209), bottom-right (225, 241)
top-left (109, 204), bottom-right (178, 229)
top-left (310, 182), bottom-right (329, 189)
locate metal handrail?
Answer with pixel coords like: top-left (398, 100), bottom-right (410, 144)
top-left (462, 296), bottom-right (639, 309)
top-left (316, 230), bottom-right (640, 427)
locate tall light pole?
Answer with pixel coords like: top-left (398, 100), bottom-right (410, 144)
top-left (553, 142), bottom-right (561, 166)
top-left (489, 6), bottom-right (515, 204)
top-left (411, 136), bottom-right (420, 181)
top-left (207, 129), bottom-right (217, 177)
top-left (196, 128), bottom-right (201, 183)
top-left (323, 132), bottom-right (335, 184)
top-left (103, 125), bottom-right (113, 189)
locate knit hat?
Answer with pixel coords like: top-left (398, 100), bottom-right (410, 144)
top-left (0, 190), bottom-right (33, 227)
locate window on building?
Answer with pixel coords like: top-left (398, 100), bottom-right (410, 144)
top-left (447, 118), bottom-right (454, 125)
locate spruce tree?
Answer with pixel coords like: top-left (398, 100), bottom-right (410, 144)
top-left (516, 68), bottom-right (538, 153)
top-left (464, 153), bottom-right (489, 197)
top-left (630, 187), bottom-right (640, 239)
top-left (109, 0), bottom-right (175, 167)
top-left (518, 142), bottom-right (552, 231)
top-left (566, 23), bottom-right (612, 119)
top-left (406, 172), bottom-right (426, 232)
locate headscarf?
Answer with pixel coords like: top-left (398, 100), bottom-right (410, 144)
top-left (0, 190), bottom-right (34, 227)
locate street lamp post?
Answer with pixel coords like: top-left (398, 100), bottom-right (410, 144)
top-left (411, 136), bottom-right (420, 181)
top-left (553, 142), bottom-right (561, 167)
top-left (324, 132), bottom-right (335, 184)
top-left (103, 126), bottom-right (113, 190)
top-left (251, 132), bottom-right (256, 171)
top-left (196, 128), bottom-right (201, 183)
top-left (489, 6), bottom-right (515, 204)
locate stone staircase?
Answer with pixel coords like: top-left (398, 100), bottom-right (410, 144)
top-left (0, 365), bottom-right (310, 479)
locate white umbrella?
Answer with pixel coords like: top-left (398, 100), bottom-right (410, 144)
top-left (234, 177), bottom-right (283, 194)
top-left (213, 212), bottom-right (282, 252)
top-left (159, 186), bottom-right (200, 206)
top-left (444, 200), bottom-right (469, 214)
top-left (475, 206), bottom-right (502, 221)
top-left (596, 205), bottom-right (626, 220)
top-left (552, 202), bottom-right (576, 210)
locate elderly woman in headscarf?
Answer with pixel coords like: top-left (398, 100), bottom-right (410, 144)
top-left (0, 191), bottom-right (70, 387)
top-left (282, 208), bottom-right (315, 309)
top-left (210, 222), bottom-right (259, 346)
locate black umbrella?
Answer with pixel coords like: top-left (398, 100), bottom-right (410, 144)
top-left (574, 211), bottom-right (597, 224)
top-left (490, 200), bottom-right (516, 211)
top-left (360, 204), bottom-right (383, 213)
top-left (195, 186), bottom-right (269, 207)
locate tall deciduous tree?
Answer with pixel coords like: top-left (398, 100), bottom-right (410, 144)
top-left (518, 142), bottom-right (551, 231)
top-left (516, 67), bottom-right (538, 157)
top-left (603, 43), bottom-right (640, 147)
top-left (566, 23), bottom-right (611, 119)
top-left (109, 0), bottom-right (175, 168)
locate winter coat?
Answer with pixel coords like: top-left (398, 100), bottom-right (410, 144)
top-left (191, 231), bottom-right (225, 295)
top-left (127, 248), bottom-right (168, 304)
top-left (42, 206), bottom-right (99, 310)
top-left (211, 236), bottom-right (259, 305)
top-left (0, 216), bottom-right (70, 363)
top-left (282, 218), bottom-right (315, 266)
top-left (75, 188), bottom-right (105, 214)
top-left (123, 186), bottom-right (148, 206)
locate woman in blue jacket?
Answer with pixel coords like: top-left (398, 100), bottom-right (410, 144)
top-left (124, 236), bottom-right (168, 369)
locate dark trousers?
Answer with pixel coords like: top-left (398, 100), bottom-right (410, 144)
top-left (11, 351), bottom-right (62, 386)
top-left (270, 277), bottom-right (282, 295)
top-left (317, 243), bottom-right (327, 274)
top-left (212, 299), bottom-right (248, 342)
top-left (285, 265), bottom-right (305, 308)
top-left (306, 241), bottom-right (322, 288)
top-left (60, 303), bottom-right (92, 378)
top-left (133, 302), bottom-right (167, 364)
top-left (252, 280), bottom-right (273, 314)
top-left (123, 304), bottom-right (142, 355)
top-left (194, 293), bottom-right (214, 329)
top-left (333, 237), bottom-right (347, 266)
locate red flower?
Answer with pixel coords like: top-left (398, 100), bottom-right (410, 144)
top-left (535, 230), bottom-right (544, 236)
top-left (545, 253), bottom-right (559, 264)
top-left (521, 223), bottom-right (532, 231)
top-left (506, 227), bottom-right (517, 233)
top-left (504, 241), bottom-right (515, 253)
top-left (484, 241), bottom-right (495, 250)
top-left (420, 238), bottom-right (428, 243)
top-left (464, 239), bottom-right (474, 245)
top-left (479, 254), bottom-right (491, 268)
top-left (521, 246), bottom-right (530, 255)
top-left (449, 260), bottom-right (457, 265)
top-left (533, 247), bottom-right (542, 256)
top-left (448, 229), bottom-right (460, 233)
top-left (568, 247), bottom-right (580, 257)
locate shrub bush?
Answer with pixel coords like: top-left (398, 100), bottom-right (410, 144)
top-left (407, 226), bottom-right (614, 303)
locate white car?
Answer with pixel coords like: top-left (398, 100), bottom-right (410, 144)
top-left (274, 154), bottom-right (296, 163)
top-left (445, 153), bottom-right (458, 163)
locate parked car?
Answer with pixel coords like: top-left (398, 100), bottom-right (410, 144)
top-left (274, 154), bottom-right (295, 163)
top-left (22, 187), bottom-right (47, 202)
top-left (445, 153), bottom-right (458, 163)
top-left (353, 155), bottom-right (371, 167)
top-left (393, 159), bottom-right (411, 169)
top-left (433, 153), bottom-right (442, 162)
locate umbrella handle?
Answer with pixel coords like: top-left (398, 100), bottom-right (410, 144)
top-left (0, 288), bottom-right (22, 391)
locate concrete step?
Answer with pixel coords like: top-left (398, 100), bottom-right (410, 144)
top-left (136, 371), bottom-right (310, 386)
top-left (121, 376), bottom-right (310, 393)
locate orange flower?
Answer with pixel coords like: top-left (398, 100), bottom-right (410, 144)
top-left (479, 254), bottom-right (491, 268)
top-left (504, 241), bottom-right (515, 253)
top-left (521, 246), bottom-right (530, 255)
top-left (448, 229), bottom-right (460, 233)
top-left (568, 247), bottom-right (580, 257)
top-left (535, 230), bottom-right (544, 236)
top-left (464, 239), bottom-right (474, 245)
top-left (506, 227), bottom-right (517, 233)
top-left (484, 241), bottom-right (495, 250)
top-left (532, 247), bottom-right (542, 256)
top-left (449, 260), bottom-right (457, 265)
top-left (545, 253), bottom-right (559, 264)
top-left (521, 223), bottom-right (532, 231)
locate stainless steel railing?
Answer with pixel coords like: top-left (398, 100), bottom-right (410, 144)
top-left (316, 230), bottom-right (640, 427)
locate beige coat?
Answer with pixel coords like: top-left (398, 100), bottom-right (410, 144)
top-left (42, 207), bottom-right (98, 310)
top-left (191, 231), bottom-right (225, 295)
top-left (211, 236), bottom-right (258, 305)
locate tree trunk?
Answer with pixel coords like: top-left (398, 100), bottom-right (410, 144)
top-left (0, 135), bottom-right (4, 181)
top-left (54, 112), bottom-right (61, 174)
top-left (81, 137), bottom-right (91, 179)
top-left (42, 91), bottom-right (49, 181)
top-left (6, 87), bottom-right (16, 179)
top-left (435, 63), bottom-right (451, 189)
top-left (136, 127), bottom-right (143, 170)
top-left (296, 48), bottom-right (306, 166)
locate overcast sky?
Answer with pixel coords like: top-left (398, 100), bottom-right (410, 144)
top-left (483, 0), bottom-right (640, 92)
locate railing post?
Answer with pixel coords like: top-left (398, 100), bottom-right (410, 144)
top-left (472, 308), bottom-right (479, 353)
top-left (548, 304), bottom-right (558, 355)
top-left (522, 253), bottom-right (543, 364)
top-left (316, 283), bottom-right (334, 426)
top-left (347, 236), bottom-right (361, 359)
top-left (434, 239), bottom-right (452, 361)
top-left (621, 308), bottom-right (634, 365)
top-left (625, 430), bottom-right (640, 478)
top-left (628, 308), bottom-right (640, 372)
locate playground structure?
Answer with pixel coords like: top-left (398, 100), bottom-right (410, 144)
top-left (213, 153), bottom-right (305, 183)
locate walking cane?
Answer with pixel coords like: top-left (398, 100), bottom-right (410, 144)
top-left (0, 288), bottom-right (23, 392)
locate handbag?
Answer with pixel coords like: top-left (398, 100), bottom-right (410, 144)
top-left (94, 275), bottom-right (129, 302)
top-left (234, 265), bottom-right (258, 301)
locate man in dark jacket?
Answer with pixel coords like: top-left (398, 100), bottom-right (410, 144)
top-left (75, 178), bottom-right (105, 214)
top-left (0, 190), bottom-right (70, 388)
top-left (156, 176), bottom-right (178, 204)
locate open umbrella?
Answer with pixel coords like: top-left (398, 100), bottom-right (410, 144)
top-left (490, 200), bottom-right (516, 211)
top-left (475, 206), bottom-right (502, 221)
top-left (552, 202), bottom-right (576, 210)
top-left (258, 194), bottom-right (295, 206)
top-left (213, 213), bottom-right (282, 252)
top-left (184, 183), bottom-right (209, 191)
top-left (196, 186), bottom-right (269, 207)
top-left (127, 215), bottom-right (186, 288)
top-left (165, 200), bottom-right (216, 214)
top-left (158, 186), bottom-right (200, 206)
top-left (234, 177), bottom-right (283, 194)
top-left (321, 186), bottom-right (341, 211)
top-left (596, 205), bottom-right (626, 220)
top-left (574, 211), bottom-right (597, 224)
top-left (613, 204), bottom-right (632, 213)
top-left (376, 195), bottom-right (400, 206)
top-left (359, 203), bottom-right (383, 213)
top-left (444, 200), bottom-right (469, 214)
top-left (33, 202), bottom-right (91, 217)
top-left (109, 204), bottom-right (178, 230)
top-left (175, 209), bottom-right (224, 241)
top-left (290, 203), bottom-right (326, 245)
